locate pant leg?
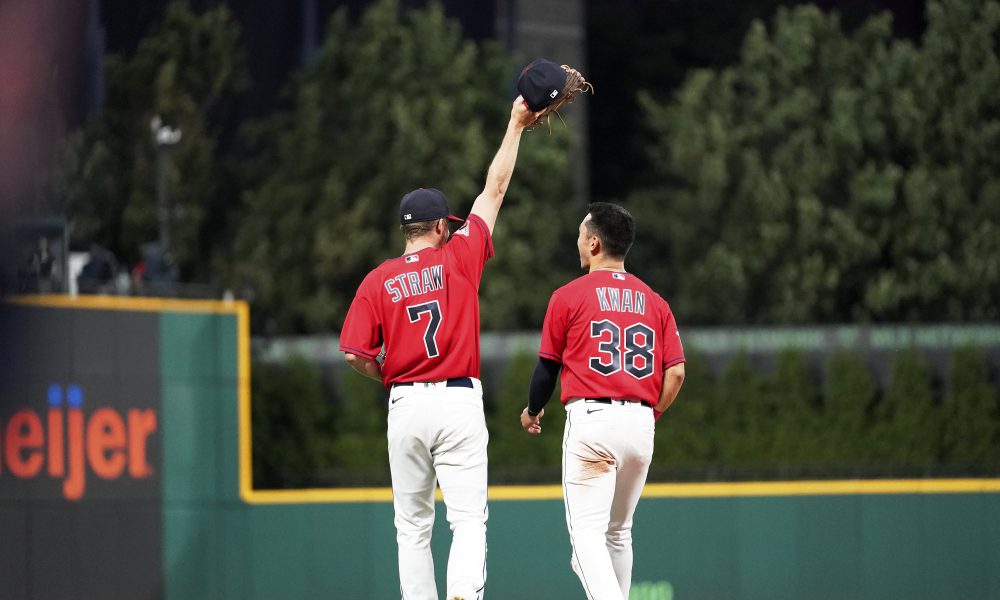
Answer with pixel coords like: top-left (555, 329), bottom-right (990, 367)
top-left (562, 405), bottom-right (626, 600)
top-left (434, 392), bottom-right (489, 600)
top-left (607, 409), bottom-right (654, 599)
top-left (388, 396), bottom-right (438, 600)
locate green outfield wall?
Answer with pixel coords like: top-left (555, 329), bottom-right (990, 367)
top-left (2, 296), bottom-right (999, 599)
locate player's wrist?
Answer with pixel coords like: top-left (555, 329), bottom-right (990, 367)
top-left (526, 406), bottom-right (540, 417)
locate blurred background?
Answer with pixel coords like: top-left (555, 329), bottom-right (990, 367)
top-left (3, 1), bottom-right (1000, 598)
top-left (2, 0), bottom-right (998, 487)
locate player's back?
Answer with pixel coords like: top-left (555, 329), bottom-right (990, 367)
top-left (340, 214), bottom-right (494, 387)
top-left (542, 270), bottom-right (683, 404)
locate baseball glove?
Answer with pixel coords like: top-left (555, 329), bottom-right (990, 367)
top-left (517, 59), bottom-right (594, 131)
top-left (530, 65), bottom-right (593, 131)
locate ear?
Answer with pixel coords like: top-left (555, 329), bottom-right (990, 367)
top-left (590, 235), bottom-right (601, 255)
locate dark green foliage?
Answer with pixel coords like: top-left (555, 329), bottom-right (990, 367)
top-left (228, 0), bottom-right (575, 332)
top-left (715, 353), bottom-right (770, 466)
top-left (634, 0), bottom-right (1000, 324)
top-left (330, 369), bottom-right (389, 483)
top-left (51, 1), bottom-right (248, 278)
top-left (487, 351), bottom-right (565, 483)
top-left (251, 355), bottom-right (335, 488)
top-left (942, 347), bottom-right (1000, 467)
top-left (768, 350), bottom-right (821, 465)
top-left (875, 349), bottom-right (940, 467)
top-left (253, 346), bottom-right (999, 486)
top-left (822, 351), bottom-right (877, 464)
top-left (651, 352), bottom-right (713, 476)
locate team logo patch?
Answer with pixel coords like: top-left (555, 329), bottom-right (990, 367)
top-left (405, 254), bottom-right (419, 263)
top-left (612, 272), bottom-right (626, 280)
top-left (455, 223), bottom-right (470, 237)
top-left (549, 89), bottom-right (559, 99)
top-left (404, 213), bottom-right (412, 221)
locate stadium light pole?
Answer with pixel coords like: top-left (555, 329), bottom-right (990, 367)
top-left (150, 116), bottom-right (182, 254)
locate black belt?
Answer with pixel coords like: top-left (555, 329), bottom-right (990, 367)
top-left (586, 397), bottom-right (654, 409)
top-left (393, 377), bottom-right (474, 389)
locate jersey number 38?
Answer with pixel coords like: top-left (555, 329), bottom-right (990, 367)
top-left (589, 320), bottom-right (655, 379)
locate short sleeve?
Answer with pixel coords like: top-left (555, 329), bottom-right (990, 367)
top-left (660, 299), bottom-right (685, 369)
top-left (538, 292), bottom-right (569, 363)
top-left (444, 213), bottom-right (494, 282)
top-left (339, 278), bottom-right (383, 360)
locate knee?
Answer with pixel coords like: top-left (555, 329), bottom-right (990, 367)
top-left (395, 512), bottom-right (434, 543)
top-left (606, 526), bottom-right (632, 548)
top-left (448, 513), bottom-right (487, 534)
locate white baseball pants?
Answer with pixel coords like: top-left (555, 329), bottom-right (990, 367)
top-left (562, 398), bottom-right (655, 600)
top-left (387, 379), bottom-right (488, 600)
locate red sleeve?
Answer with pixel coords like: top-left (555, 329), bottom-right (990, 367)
top-left (339, 277), bottom-right (382, 360)
top-left (538, 292), bottom-right (569, 363)
top-left (660, 299), bottom-right (685, 369)
top-left (444, 213), bottom-right (494, 282)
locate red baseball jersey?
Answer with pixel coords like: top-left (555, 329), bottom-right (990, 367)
top-left (340, 214), bottom-right (494, 388)
top-left (538, 270), bottom-right (685, 404)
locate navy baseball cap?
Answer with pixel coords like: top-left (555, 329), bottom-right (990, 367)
top-left (399, 188), bottom-right (463, 225)
top-left (517, 58), bottom-right (567, 112)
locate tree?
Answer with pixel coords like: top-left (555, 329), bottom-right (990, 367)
top-left (650, 351), bottom-right (713, 478)
top-left (486, 351), bottom-right (565, 482)
top-left (942, 347), bottom-right (1000, 467)
top-left (767, 349), bottom-right (821, 467)
top-left (874, 349), bottom-right (940, 467)
top-left (714, 353), bottom-right (770, 470)
top-left (821, 350), bottom-right (877, 466)
top-left (51, 2), bottom-right (248, 281)
top-left (330, 368), bottom-right (390, 485)
top-left (633, 0), bottom-right (1000, 324)
top-left (251, 355), bottom-right (336, 488)
top-left (229, 0), bottom-right (575, 333)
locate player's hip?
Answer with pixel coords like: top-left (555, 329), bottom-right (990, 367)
top-left (387, 377), bottom-right (485, 413)
top-left (563, 398), bottom-right (654, 453)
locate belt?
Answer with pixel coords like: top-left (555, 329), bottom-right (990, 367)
top-left (586, 397), bottom-right (655, 409)
top-left (393, 377), bottom-right (474, 389)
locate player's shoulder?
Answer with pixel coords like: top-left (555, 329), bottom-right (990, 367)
top-left (548, 273), bottom-right (593, 304)
top-left (637, 280), bottom-right (674, 315)
top-left (447, 214), bottom-right (488, 242)
top-left (555, 273), bottom-right (588, 293)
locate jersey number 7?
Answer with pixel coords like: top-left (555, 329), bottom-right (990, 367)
top-left (589, 320), bottom-right (655, 379)
top-left (407, 300), bottom-right (442, 358)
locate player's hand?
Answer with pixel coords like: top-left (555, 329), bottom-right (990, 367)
top-left (520, 407), bottom-right (544, 435)
top-left (511, 96), bottom-right (541, 129)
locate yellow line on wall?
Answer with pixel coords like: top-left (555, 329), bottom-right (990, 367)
top-left (8, 294), bottom-right (242, 314)
top-left (242, 477), bottom-right (1000, 504)
top-left (641, 478), bottom-right (1000, 497)
top-left (237, 301), bottom-right (254, 503)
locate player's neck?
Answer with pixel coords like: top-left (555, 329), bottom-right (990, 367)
top-left (404, 236), bottom-right (442, 254)
top-left (588, 257), bottom-right (626, 273)
top-left (404, 241), bottom-right (434, 254)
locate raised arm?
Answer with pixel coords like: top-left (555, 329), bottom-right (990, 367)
top-left (469, 98), bottom-right (537, 234)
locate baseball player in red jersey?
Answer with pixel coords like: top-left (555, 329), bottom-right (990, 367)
top-left (520, 202), bottom-right (686, 600)
top-left (340, 97), bottom-right (538, 600)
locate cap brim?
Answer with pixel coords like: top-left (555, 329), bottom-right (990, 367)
top-left (447, 215), bottom-right (464, 222)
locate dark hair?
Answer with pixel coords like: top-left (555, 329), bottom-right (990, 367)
top-left (400, 218), bottom-right (441, 241)
top-left (585, 202), bottom-right (635, 259)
